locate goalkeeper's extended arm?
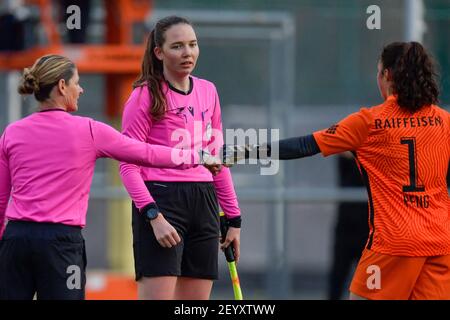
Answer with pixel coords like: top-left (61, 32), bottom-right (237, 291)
top-left (223, 134), bottom-right (321, 165)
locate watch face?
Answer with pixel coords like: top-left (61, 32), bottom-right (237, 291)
top-left (146, 208), bottom-right (159, 220)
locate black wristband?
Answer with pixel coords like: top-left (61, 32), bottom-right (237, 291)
top-left (226, 216), bottom-right (242, 228)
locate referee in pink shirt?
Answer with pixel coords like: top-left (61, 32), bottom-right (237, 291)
top-left (0, 54), bottom-right (205, 300)
top-left (119, 16), bottom-right (241, 300)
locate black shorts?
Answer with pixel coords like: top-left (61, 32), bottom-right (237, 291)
top-left (132, 182), bottom-right (220, 281)
top-left (0, 220), bottom-right (86, 300)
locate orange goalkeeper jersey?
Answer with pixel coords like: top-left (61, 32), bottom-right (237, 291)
top-left (313, 96), bottom-right (450, 256)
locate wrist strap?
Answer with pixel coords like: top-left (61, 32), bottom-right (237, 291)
top-left (226, 216), bottom-right (242, 228)
top-left (140, 202), bottom-right (159, 214)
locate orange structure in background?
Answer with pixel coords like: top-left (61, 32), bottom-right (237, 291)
top-left (0, 0), bottom-right (152, 117)
top-left (0, 0), bottom-right (153, 299)
top-left (85, 272), bottom-right (138, 300)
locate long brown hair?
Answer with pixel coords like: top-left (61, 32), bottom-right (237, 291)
top-left (134, 16), bottom-right (192, 121)
top-left (380, 42), bottom-right (439, 112)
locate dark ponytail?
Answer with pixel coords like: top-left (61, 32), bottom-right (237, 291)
top-left (134, 16), bottom-right (192, 121)
top-left (381, 41), bottom-right (439, 112)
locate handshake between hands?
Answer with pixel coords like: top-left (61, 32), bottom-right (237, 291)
top-left (200, 144), bottom-right (270, 175)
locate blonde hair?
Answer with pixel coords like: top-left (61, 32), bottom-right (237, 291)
top-left (18, 55), bottom-right (76, 102)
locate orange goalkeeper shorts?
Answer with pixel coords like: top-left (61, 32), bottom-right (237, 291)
top-left (349, 249), bottom-right (450, 300)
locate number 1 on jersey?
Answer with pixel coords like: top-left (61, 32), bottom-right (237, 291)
top-left (401, 137), bottom-right (425, 192)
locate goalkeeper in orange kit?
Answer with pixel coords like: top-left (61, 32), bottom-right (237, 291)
top-left (224, 41), bottom-right (450, 300)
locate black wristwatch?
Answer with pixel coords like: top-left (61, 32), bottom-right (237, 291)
top-left (142, 202), bottom-right (160, 222)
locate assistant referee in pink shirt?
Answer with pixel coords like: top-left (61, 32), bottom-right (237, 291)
top-left (119, 16), bottom-right (241, 300)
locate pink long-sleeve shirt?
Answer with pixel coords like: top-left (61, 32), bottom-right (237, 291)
top-left (119, 77), bottom-right (241, 218)
top-left (0, 109), bottom-right (198, 236)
